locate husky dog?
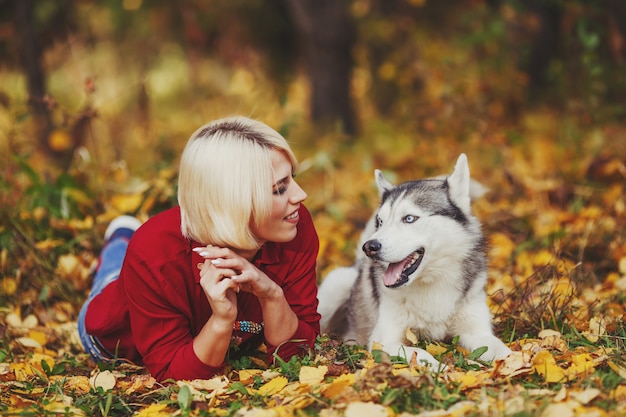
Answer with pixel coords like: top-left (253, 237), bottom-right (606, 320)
top-left (318, 154), bottom-right (511, 369)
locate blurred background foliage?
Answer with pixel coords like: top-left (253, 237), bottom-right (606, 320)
top-left (0, 0), bottom-right (625, 318)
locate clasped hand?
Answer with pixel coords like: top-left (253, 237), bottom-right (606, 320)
top-left (193, 245), bottom-right (280, 323)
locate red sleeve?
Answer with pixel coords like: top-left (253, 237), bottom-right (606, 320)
top-left (121, 251), bottom-right (224, 381)
top-left (265, 206), bottom-right (321, 362)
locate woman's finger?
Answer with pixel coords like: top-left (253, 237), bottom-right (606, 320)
top-left (193, 246), bottom-right (232, 260)
top-left (209, 277), bottom-right (239, 299)
top-left (197, 261), bottom-right (240, 288)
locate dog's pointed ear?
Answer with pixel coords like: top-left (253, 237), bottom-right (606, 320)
top-left (374, 169), bottom-right (394, 197)
top-left (447, 153), bottom-right (471, 213)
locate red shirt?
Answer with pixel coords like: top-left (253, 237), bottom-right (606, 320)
top-left (85, 205), bottom-right (320, 381)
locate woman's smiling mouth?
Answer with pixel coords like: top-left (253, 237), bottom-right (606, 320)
top-left (285, 209), bottom-right (299, 222)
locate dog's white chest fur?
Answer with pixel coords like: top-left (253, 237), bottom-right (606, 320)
top-left (381, 282), bottom-right (456, 340)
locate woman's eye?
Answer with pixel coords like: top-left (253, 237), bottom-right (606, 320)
top-left (273, 173), bottom-right (295, 196)
top-left (273, 186), bottom-right (286, 195)
top-left (403, 215), bottom-right (418, 223)
top-left (273, 184), bottom-right (287, 195)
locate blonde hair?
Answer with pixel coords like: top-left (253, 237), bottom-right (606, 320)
top-left (178, 116), bottom-right (298, 250)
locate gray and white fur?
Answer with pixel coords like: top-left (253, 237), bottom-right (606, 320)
top-left (318, 154), bottom-right (511, 369)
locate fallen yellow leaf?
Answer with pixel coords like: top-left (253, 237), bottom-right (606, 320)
top-left (322, 373), bottom-right (355, 399)
top-left (15, 337), bottom-right (42, 350)
top-left (405, 327), bottom-right (418, 345)
top-left (426, 343), bottom-right (448, 357)
top-left (495, 351), bottom-right (530, 377)
top-left (30, 353), bottom-right (54, 373)
top-left (566, 353), bottom-right (595, 379)
top-left (134, 403), bottom-right (172, 417)
top-left (299, 365), bottom-right (328, 385)
top-left (27, 330), bottom-right (47, 347)
top-left (239, 369), bottom-right (263, 384)
top-left (448, 370), bottom-right (491, 389)
top-left (11, 362), bottom-right (34, 381)
top-left (282, 394), bottom-right (315, 410)
top-left (53, 375), bottom-right (90, 394)
top-left (257, 376), bottom-right (288, 396)
top-left (532, 350), bottom-right (567, 383)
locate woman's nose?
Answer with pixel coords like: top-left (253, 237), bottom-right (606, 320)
top-left (290, 180), bottom-right (307, 203)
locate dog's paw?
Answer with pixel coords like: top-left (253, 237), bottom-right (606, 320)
top-left (487, 344), bottom-right (512, 361)
top-left (460, 334), bottom-right (512, 362)
top-left (386, 344), bottom-right (448, 372)
top-left (476, 340), bottom-right (512, 362)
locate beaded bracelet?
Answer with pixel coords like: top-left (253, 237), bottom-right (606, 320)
top-left (233, 320), bottom-right (264, 334)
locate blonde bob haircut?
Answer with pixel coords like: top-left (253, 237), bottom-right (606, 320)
top-left (178, 116), bottom-right (298, 250)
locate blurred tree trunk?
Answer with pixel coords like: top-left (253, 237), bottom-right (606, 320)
top-left (523, 0), bottom-right (561, 97)
top-left (608, 0), bottom-right (625, 65)
top-left (283, 0), bottom-right (356, 135)
top-left (15, 0), bottom-right (52, 146)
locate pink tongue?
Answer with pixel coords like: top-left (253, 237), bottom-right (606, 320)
top-left (383, 261), bottom-right (405, 286)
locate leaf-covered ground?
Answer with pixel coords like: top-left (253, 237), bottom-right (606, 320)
top-left (2, 113), bottom-right (625, 416)
top-left (2, 4), bottom-right (626, 416)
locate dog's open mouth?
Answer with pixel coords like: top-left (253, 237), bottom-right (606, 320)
top-left (383, 248), bottom-right (425, 288)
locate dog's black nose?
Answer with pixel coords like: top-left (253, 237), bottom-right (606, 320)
top-left (362, 239), bottom-right (381, 258)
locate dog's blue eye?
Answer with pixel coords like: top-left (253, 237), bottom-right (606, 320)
top-left (403, 215), bottom-right (418, 223)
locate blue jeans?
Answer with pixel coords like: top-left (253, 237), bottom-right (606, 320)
top-left (78, 237), bottom-right (129, 363)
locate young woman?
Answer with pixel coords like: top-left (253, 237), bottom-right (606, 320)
top-left (78, 116), bottom-right (320, 381)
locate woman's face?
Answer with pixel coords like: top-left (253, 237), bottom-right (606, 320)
top-left (251, 149), bottom-right (307, 244)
